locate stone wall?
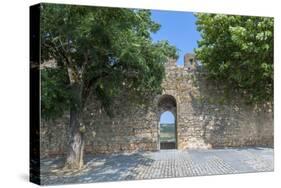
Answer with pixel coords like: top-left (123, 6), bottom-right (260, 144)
top-left (40, 54), bottom-right (273, 157)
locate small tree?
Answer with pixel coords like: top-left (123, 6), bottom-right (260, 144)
top-left (41, 4), bottom-right (178, 169)
top-left (195, 13), bottom-right (273, 103)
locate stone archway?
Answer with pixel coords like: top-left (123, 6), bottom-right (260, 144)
top-left (157, 94), bottom-right (177, 150)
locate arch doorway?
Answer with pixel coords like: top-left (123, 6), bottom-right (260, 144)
top-left (160, 111), bottom-right (176, 149)
top-left (157, 95), bottom-right (177, 150)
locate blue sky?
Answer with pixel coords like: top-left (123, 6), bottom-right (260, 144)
top-left (160, 111), bottom-right (175, 124)
top-left (151, 10), bottom-right (201, 65)
top-left (151, 10), bottom-right (201, 123)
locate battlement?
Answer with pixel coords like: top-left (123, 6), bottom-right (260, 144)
top-left (165, 53), bottom-right (200, 71)
top-left (184, 53), bottom-right (197, 70)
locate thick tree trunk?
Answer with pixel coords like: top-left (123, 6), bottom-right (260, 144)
top-left (64, 84), bottom-right (85, 170)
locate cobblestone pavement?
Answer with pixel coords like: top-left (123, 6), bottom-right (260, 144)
top-left (40, 147), bottom-right (273, 185)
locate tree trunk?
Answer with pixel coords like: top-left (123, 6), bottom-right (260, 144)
top-left (64, 84), bottom-right (85, 170)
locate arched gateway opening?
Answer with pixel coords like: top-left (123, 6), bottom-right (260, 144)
top-left (157, 95), bottom-right (177, 150)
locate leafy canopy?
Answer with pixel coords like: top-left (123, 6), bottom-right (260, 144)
top-left (195, 13), bottom-right (273, 103)
top-left (40, 4), bottom-right (178, 119)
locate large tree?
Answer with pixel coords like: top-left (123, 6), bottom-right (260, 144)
top-left (195, 13), bottom-right (273, 103)
top-left (40, 4), bottom-right (178, 169)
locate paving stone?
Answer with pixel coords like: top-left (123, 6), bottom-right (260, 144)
top-left (40, 147), bottom-right (274, 185)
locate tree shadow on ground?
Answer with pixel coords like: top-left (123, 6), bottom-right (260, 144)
top-left (40, 152), bottom-right (155, 185)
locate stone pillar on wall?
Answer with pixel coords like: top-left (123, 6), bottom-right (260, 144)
top-left (184, 53), bottom-right (197, 71)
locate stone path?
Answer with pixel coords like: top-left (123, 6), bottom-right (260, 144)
top-left (40, 147), bottom-right (273, 185)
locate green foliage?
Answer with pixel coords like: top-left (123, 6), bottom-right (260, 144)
top-left (195, 13), bottom-right (273, 103)
top-left (41, 68), bottom-right (71, 119)
top-left (40, 4), bottom-right (178, 119)
top-left (160, 124), bottom-right (175, 132)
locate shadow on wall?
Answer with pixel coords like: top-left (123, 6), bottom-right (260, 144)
top-left (189, 71), bottom-right (273, 148)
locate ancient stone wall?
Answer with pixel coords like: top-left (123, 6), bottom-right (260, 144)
top-left (40, 54), bottom-right (273, 157)
top-left (163, 57), bottom-right (273, 149)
